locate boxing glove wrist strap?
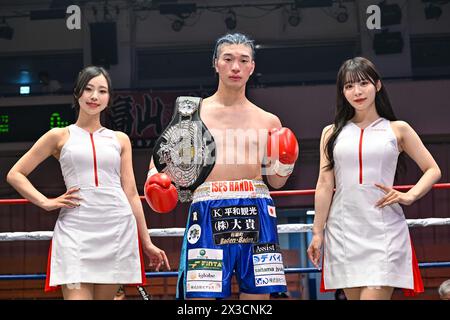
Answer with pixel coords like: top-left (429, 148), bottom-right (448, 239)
top-left (147, 167), bottom-right (158, 179)
top-left (273, 160), bottom-right (294, 177)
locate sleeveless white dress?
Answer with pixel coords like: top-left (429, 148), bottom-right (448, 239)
top-left (45, 124), bottom-right (145, 290)
top-left (321, 118), bottom-right (422, 292)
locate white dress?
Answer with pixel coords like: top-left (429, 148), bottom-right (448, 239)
top-left (46, 124), bottom-right (145, 290)
top-left (322, 118), bottom-right (422, 291)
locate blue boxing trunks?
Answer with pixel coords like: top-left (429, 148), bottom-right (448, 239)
top-left (176, 179), bottom-right (287, 299)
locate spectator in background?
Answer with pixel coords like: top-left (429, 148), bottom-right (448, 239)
top-left (38, 71), bottom-right (62, 94)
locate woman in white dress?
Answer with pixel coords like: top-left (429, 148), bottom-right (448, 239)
top-left (7, 66), bottom-right (170, 300)
top-left (307, 57), bottom-right (441, 300)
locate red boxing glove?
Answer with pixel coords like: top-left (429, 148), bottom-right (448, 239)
top-left (267, 127), bottom-right (299, 177)
top-left (144, 169), bottom-right (178, 213)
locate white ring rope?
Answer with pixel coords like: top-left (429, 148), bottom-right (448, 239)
top-left (1, 218), bottom-right (449, 241)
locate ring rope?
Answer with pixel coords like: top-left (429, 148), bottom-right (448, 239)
top-left (0, 183), bottom-right (449, 205)
top-left (1, 218), bottom-right (449, 241)
top-left (2, 262), bottom-right (450, 281)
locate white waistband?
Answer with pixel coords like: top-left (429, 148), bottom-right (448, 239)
top-left (192, 179), bottom-right (271, 203)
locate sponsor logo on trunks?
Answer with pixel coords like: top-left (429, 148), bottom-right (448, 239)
top-left (252, 251), bottom-right (285, 281)
top-left (188, 259), bottom-right (223, 271)
top-left (255, 275), bottom-right (287, 287)
top-left (253, 243), bottom-right (279, 254)
top-left (212, 217), bottom-right (259, 233)
top-left (210, 180), bottom-right (255, 193)
top-left (188, 248), bottom-right (223, 260)
top-left (186, 281), bottom-right (222, 293)
top-left (267, 205), bottom-right (276, 218)
top-left (253, 253), bottom-right (283, 265)
top-left (187, 270), bottom-right (223, 281)
top-left (211, 206), bottom-right (258, 218)
top-left (253, 263), bottom-right (285, 276)
top-left (192, 211), bottom-right (198, 221)
top-left (214, 231), bottom-right (259, 245)
top-left (187, 224), bottom-right (201, 244)
top-left (210, 205), bottom-right (260, 245)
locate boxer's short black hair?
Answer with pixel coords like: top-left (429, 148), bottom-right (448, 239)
top-left (212, 33), bottom-right (255, 67)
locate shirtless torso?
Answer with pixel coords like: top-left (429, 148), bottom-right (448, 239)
top-left (200, 96), bottom-right (280, 182)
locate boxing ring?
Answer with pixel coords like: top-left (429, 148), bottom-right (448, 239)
top-left (1, 183), bottom-right (450, 290)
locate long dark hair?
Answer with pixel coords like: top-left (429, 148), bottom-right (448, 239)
top-left (72, 66), bottom-right (113, 125)
top-left (325, 57), bottom-right (405, 173)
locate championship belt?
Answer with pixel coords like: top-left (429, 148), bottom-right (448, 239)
top-left (153, 96), bottom-right (216, 202)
